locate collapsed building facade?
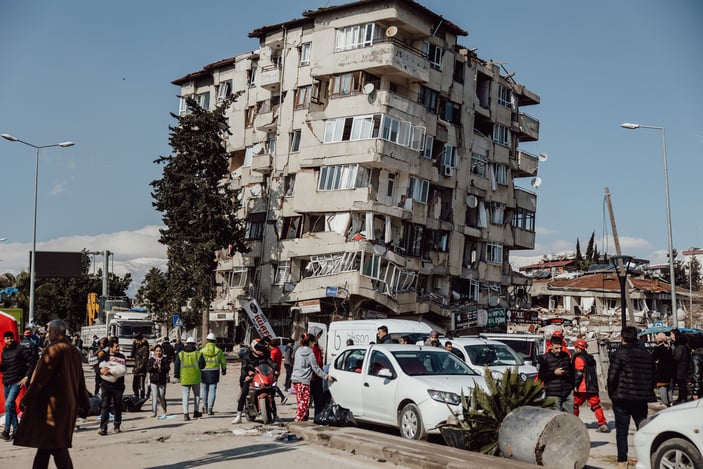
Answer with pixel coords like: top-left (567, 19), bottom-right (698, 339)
top-left (172, 0), bottom-right (542, 338)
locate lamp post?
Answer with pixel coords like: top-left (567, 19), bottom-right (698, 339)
top-left (620, 123), bottom-right (677, 327)
top-left (610, 255), bottom-right (633, 327)
top-left (1, 133), bottom-right (75, 327)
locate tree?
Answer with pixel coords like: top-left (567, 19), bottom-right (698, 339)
top-left (575, 238), bottom-right (584, 270)
top-left (690, 256), bottom-right (702, 291)
top-left (135, 267), bottom-right (170, 328)
top-left (585, 231), bottom-right (596, 266)
top-left (151, 95), bottom-right (248, 338)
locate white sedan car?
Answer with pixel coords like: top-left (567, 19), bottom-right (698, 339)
top-left (634, 399), bottom-right (703, 469)
top-left (328, 344), bottom-right (487, 440)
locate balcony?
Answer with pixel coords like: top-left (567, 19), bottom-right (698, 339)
top-left (311, 38), bottom-right (429, 83)
top-left (258, 64), bottom-right (281, 91)
top-left (513, 149), bottom-right (539, 178)
top-left (512, 112), bottom-right (540, 142)
top-left (250, 153), bottom-right (272, 174)
top-left (514, 187), bottom-right (537, 211)
top-left (512, 226), bottom-right (536, 250)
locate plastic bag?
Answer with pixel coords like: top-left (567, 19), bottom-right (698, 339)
top-left (313, 403), bottom-right (356, 426)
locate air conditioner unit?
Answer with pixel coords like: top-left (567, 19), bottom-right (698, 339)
top-left (442, 165), bottom-right (455, 177)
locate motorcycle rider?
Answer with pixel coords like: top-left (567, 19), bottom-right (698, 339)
top-left (232, 339), bottom-right (276, 424)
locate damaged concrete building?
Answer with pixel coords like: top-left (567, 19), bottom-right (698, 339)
top-left (172, 0), bottom-right (542, 338)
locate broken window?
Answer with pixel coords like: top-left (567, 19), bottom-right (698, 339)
top-left (281, 217), bottom-right (302, 240)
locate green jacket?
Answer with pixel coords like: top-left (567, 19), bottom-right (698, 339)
top-left (175, 347), bottom-right (205, 385)
top-left (201, 342), bottom-right (226, 371)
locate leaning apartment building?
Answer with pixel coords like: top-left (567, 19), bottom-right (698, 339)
top-left (172, 0), bottom-right (542, 340)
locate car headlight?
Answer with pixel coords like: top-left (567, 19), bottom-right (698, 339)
top-left (427, 389), bottom-right (461, 405)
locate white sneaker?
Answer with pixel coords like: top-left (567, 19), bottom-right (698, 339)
top-left (232, 413), bottom-right (242, 424)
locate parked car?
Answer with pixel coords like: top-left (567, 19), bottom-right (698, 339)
top-left (633, 399), bottom-right (703, 469)
top-left (328, 344), bottom-right (487, 440)
top-left (479, 333), bottom-right (546, 366)
top-left (444, 337), bottom-right (538, 381)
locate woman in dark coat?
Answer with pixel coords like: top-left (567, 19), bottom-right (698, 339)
top-left (14, 320), bottom-right (91, 469)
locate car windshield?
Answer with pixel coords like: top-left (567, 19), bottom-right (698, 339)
top-left (392, 350), bottom-right (479, 376)
top-left (464, 344), bottom-right (524, 366)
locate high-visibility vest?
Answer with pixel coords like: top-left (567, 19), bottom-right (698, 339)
top-left (178, 350), bottom-right (202, 385)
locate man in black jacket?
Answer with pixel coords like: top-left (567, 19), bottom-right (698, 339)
top-left (671, 329), bottom-right (690, 403)
top-left (651, 332), bottom-right (674, 407)
top-left (1, 330), bottom-right (36, 440)
top-left (538, 336), bottom-right (574, 412)
top-left (690, 345), bottom-right (703, 400)
top-left (608, 326), bottom-right (654, 469)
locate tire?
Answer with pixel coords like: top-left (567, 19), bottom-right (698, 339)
top-left (652, 437), bottom-right (703, 469)
top-left (399, 403), bottom-right (428, 440)
top-left (260, 396), bottom-right (271, 424)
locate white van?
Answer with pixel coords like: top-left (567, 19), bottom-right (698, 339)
top-left (311, 319), bottom-right (433, 364)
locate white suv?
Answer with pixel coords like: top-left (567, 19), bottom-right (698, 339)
top-left (442, 337), bottom-right (538, 381)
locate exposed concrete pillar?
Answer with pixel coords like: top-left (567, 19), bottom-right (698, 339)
top-left (499, 406), bottom-right (590, 468)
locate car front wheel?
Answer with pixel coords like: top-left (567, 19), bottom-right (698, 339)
top-left (652, 437), bottom-right (703, 469)
top-left (399, 403), bottom-right (428, 440)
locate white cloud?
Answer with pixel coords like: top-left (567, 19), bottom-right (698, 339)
top-left (535, 226), bottom-right (558, 235)
top-left (0, 225), bottom-right (168, 296)
top-left (50, 181), bottom-right (66, 196)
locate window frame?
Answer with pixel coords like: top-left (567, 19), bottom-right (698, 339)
top-left (290, 129), bottom-right (302, 153)
top-left (485, 242), bottom-right (504, 264)
top-left (300, 42), bottom-right (311, 66)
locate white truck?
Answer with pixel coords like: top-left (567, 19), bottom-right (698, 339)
top-left (81, 297), bottom-right (156, 357)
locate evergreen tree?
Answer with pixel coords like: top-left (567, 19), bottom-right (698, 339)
top-left (135, 267), bottom-right (170, 328)
top-left (690, 256), bottom-right (702, 291)
top-left (151, 95), bottom-right (248, 336)
top-left (575, 238), bottom-right (584, 270)
top-left (585, 231), bottom-right (596, 265)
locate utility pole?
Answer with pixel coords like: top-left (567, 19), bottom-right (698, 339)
top-left (605, 188), bottom-right (636, 325)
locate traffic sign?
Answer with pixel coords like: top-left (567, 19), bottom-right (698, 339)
top-left (173, 315), bottom-right (184, 328)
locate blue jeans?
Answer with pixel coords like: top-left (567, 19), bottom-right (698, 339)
top-left (201, 383), bottom-right (217, 412)
top-left (3, 383), bottom-right (21, 435)
top-left (181, 384), bottom-right (200, 415)
top-left (613, 399), bottom-right (648, 463)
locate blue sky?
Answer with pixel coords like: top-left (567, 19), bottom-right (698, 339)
top-left (1, 0), bottom-right (702, 288)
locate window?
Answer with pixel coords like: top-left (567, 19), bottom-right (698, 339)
top-left (335, 23), bottom-right (376, 51)
top-left (512, 208), bottom-right (535, 231)
top-left (217, 80), bottom-right (232, 102)
top-left (248, 65), bottom-right (257, 87)
top-left (469, 279), bottom-right (480, 301)
top-left (493, 125), bottom-right (511, 146)
top-left (362, 254), bottom-right (382, 279)
top-left (330, 71), bottom-right (362, 97)
top-left (407, 177), bottom-right (430, 204)
top-left (281, 217), bottom-right (302, 239)
top-left (196, 92), bottom-right (210, 110)
top-left (300, 42), bottom-right (311, 66)
top-left (246, 212), bottom-right (266, 240)
top-left (324, 115), bottom-right (379, 143)
top-left (243, 146), bottom-right (254, 167)
top-left (422, 136), bottom-right (434, 159)
top-left (453, 60), bottom-right (464, 83)
top-left (387, 173), bottom-right (395, 197)
top-left (178, 93), bottom-right (210, 115)
top-left (318, 164), bottom-right (370, 191)
top-left (295, 85), bottom-right (312, 109)
top-left (274, 261), bottom-right (291, 285)
top-left (283, 174), bottom-right (296, 197)
top-left (485, 242), bottom-right (503, 264)
top-left (290, 130), bottom-right (301, 152)
top-left (471, 154), bottom-right (487, 177)
top-left (178, 97), bottom-right (188, 116)
top-left (490, 202), bottom-right (505, 224)
top-left (381, 115), bottom-right (411, 147)
top-left (494, 164), bottom-right (507, 185)
top-left (498, 85), bottom-right (513, 108)
top-left (418, 86), bottom-right (439, 113)
top-left (423, 41), bottom-right (443, 70)
top-left (441, 100), bottom-right (461, 124)
top-left (442, 145), bottom-right (458, 168)
top-left (266, 134), bottom-right (276, 155)
top-left (401, 223), bottom-right (424, 257)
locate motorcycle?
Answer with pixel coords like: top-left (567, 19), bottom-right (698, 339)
top-left (244, 362), bottom-right (276, 423)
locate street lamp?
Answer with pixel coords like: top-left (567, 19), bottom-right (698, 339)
top-left (1, 133), bottom-right (75, 327)
top-left (610, 255), bottom-right (633, 327)
top-left (620, 123), bottom-right (678, 327)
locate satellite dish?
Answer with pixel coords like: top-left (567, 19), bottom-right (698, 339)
top-left (538, 152), bottom-right (548, 162)
top-left (466, 194), bottom-right (478, 208)
top-left (530, 177), bottom-right (542, 188)
top-left (363, 83), bottom-right (376, 95)
top-left (252, 143), bottom-right (264, 154)
top-left (488, 295), bottom-right (500, 307)
top-left (385, 26), bottom-right (398, 37)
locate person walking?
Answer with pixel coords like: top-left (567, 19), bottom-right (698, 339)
top-left (1, 330), bottom-right (36, 440)
top-left (98, 339), bottom-right (127, 435)
top-left (690, 343), bottom-right (703, 400)
top-left (538, 336), bottom-right (574, 412)
top-left (291, 333), bottom-right (335, 422)
top-left (572, 339), bottom-right (609, 433)
top-left (20, 328), bottom-right (40, 363)
top-left (308, 326), bottom-right (326, 417)
top-left (607, 326), bottom-right (655, 469)
top-left (132, 334), bottom-right (150, 399)
top-left (651, 332), bottom-right (674, 407)
top-left (147, 344), bottom-right (170, 417)
top-left (13, 319), bottom-right (91, 469)
top-left (174, 337), bottom-right (205, 421)
top-left (281, 338), bottom-right (294, 392)
top-left (200, 333), bottom-right (227, 415)
top-left (671, 329), bottom-right (691, 404)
